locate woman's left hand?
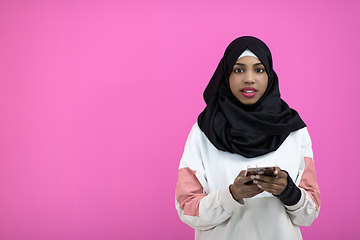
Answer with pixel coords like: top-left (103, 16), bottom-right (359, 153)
top-left (251, 167), bottom-right (288, 195)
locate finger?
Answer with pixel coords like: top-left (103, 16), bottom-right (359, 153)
top-left (238, 170), bottom-right (246, 177)
top-left (253, 174), bottom-right (277, 184)
top-left (277, 170), bottom-right (288, 179)
top-left (235, 170), bottom-right (246, 180)
top-left (253, 176), bottom-right (288, 194)
top-left (253, 180), bottom-right (283, 194)
top-left (236, 176), bottom-right (253, 185)
top-left (230, 182), bottom-right (264, 199)
top-left (234, 170), bottom-right (252, 184)
top-left (244, 185), bottom-right (264, 196)
top-left (254, 170), bottom-right (287, 183)
top-left (255, 176), bottom-right (287, 188)
top-left (274, 166), bottom-right (281, 176)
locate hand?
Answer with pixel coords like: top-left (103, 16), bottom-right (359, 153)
top-left (230, 170), bottom-right (264, 201)
top-left (251, 167), bottom-right (288, 195)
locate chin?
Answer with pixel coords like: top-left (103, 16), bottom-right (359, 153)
top-left (239, 99), bottom-right (257, 105)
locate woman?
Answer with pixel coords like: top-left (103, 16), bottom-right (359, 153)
top-left (175, 36), bottom-right (320, 240)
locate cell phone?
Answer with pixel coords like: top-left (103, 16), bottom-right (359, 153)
top-left (244, 164), bottom-right (277, 185)
top-left (245, 164), bottom-right (277, 177)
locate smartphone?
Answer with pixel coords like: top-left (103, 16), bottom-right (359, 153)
top-left (245, 164), bottom-right (277, 177)
top-left (244, 164), bottom-right (277, 185)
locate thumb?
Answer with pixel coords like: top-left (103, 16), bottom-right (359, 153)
top-left (238, 170), bottom-right (246, 178)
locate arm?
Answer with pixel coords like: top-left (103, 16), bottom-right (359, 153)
top-left (284, 156), bottom-right (321, 226)
top-left (175, 125), bottom-right (241, 230)
top-left (274, 128), bottom-right (321, 226)
top-left (175, 167), bottom-right (241, 230)
top-left (248, 161), bottom-right (320, 227)
top-left (250, 128), bottom-right (320, 226)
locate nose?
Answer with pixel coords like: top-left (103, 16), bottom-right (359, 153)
top-left (244, 72), bottom-right (255, 84)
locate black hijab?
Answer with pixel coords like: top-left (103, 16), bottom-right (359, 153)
top-left (198, 36), bottom-right (305, 158)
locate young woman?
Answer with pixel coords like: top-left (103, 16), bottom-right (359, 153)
top-left (175, 36), bottom-right (320, 240)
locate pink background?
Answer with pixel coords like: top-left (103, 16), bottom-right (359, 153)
top-left (1, 0), bottom-right (359, 239)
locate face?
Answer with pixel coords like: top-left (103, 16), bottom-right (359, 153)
top-left (229, 56), bottom-right (268, 105)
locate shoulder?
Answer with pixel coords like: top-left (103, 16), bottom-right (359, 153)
top-left (187, 122), bottom-right (205, 140)
top-left (289, 127), bottom-right (311, 141)
top-left (287, 126), bottom-right (313, 158)
top-left (184, 122), bottom-right (213, 149)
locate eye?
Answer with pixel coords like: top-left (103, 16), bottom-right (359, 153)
top-left (234, 68), bottom-right (244, 73)
top-left (255, 68), bottom-right (265, 73)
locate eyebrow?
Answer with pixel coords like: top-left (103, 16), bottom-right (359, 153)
top-left (234, 63), bottom-right (264, 66)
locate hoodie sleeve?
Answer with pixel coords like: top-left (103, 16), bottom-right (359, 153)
top-left (175, 124), bottom-right (242, 230)
top-left (284, 128), bottom-right (321, 226)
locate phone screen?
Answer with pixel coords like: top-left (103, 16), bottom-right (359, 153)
top-left (244, 164), bottom-right (276, 184)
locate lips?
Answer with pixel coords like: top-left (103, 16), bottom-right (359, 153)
top-left (240, 87), bottom-right (257, 98)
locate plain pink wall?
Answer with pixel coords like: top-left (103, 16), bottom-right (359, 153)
top-left (1, 0), bottom-right (359, 239)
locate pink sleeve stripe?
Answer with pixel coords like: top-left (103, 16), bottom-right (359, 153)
top-left (175, 167), bottom-right (207, 217)
top-left (299, 157), bottom-right (321, 210)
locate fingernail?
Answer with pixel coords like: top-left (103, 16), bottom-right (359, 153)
top-left (255, 175), bottom-right (260, 179)
top-left (250, 175), bottom-right (255, 179)
top-left (257, 185), bottom-right (262, 189)
top-left (253, 180), bottom-right (258, 184)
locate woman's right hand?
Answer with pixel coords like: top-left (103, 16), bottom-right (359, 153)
top-left (229, 170), bottom-right (263, 201)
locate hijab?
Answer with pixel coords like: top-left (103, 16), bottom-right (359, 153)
top-left (197, 36), bottom-right (306, 158)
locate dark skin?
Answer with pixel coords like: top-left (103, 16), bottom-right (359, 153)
top-left (228, 56), bottom-right (288, 201)
top-left (229, 167), bottom-right (288, 201)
